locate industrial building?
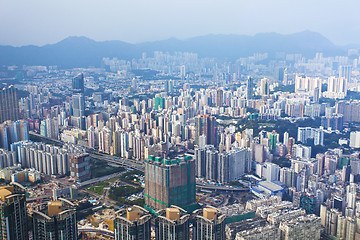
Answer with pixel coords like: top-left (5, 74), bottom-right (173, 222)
top-left (251, 181), bottom-right (285, 198)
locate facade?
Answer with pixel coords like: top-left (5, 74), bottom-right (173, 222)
top-left (72, 94), bottom-right (85, 118)
top-left (70, 153), bottom-right (90, 182)
top-left (260, 78), bottom-right (270, 96)
top-left (297, 127), bottom-right (324, 146)
top-left (114, 205), bottom-right (151, 240)
top-left (0, 120), bottom-right (28, 150)
top-left (235, 225), bottom-right (280, 240)
top-left (32, 198), bottom-right (77, 240)
top-left (155, 207), bottom-right (190, 240)
top-left (349, 131), bottom-right (360, 148)
top-left (246, 76), bottom-right (254, 99)
top-left (195, 115), bottom-right (216, 146)
top-left (193, 207), bottom-right (226, 240)
top-left (0, 183), bottom-right (27, 240)
top-left (72, 73), bottom-right (84, 93)
top-left (144, 156), bottom-right (196, 211)
top-left (12, 141), bottom-right (84, 176)
top-left (279, 214), bottom-right (321, 240)
top-left (0, 86), bottom-right (20, 123)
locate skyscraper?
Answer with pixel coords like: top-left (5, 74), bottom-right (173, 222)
top-left (72, 73), bottom-right (84, 93)
top-left (195, 115), bottom-right (216, 146)
top-left (193, 207), bottom-right (226, 240)
top-left (114, 205), bottom-right (152, 240)
top-left (0, 85), bottom-right (20, 123)
top-left (246, 76), bottom-right (254, 99)
top-left (144, 156), bottom-right (196, 211)
top-left (0, 120), bottom-right (29, 150)
top-left (72, 94), bottom-right (85, 118)
top-left (0, 183), bottom-right (28, 240)
top-left (32, 198), bottom-right (77, 240)
top-left (216, 89), bottom-right (223, 107)
top-left (339, 65), bottom-right (352, 84)
top-left (155, 207), bottom-right (190, 240)
top-left (260, 78), bottom-right (270, 96)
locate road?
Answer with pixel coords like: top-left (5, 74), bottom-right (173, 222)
top-left (196, 183), bottom-right (249, 192)
top-left (78, 227), bottom-right (114, 238)
top-left (30, 132), bottom-right (250, 193)
top-left (77, 171), bottom-right (124, 188)
top-left (30, 131), bottom-right (145, 172)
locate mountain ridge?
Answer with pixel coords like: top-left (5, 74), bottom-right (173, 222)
top-left (0, 31), bottom-right (347, 68)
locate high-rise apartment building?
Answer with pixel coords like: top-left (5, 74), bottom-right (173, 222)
top-left (0, 86), bottom-right (20, 123)
top-left (0, 183), bottom-right (28, 240)
top-left (297, 127), bottom-right (324, 146)
top-left (195, 115), bottom-right (216, 146)
top-left (339, 65), bottom-right (352, 84)
top-left (193, 207), bottom-right (226, 240)
top-left (155, 207), bottom-right (190, 240)
top-left (324, 77), bottom-right (347, 99)
top-left (0, 120), bottom-right (29, 150)
top-left (279, 214), bottom-right (321, 240)
top-left (144, 156), bottom-right (196, 211)
top-left (216, 89), bottom-right (223, 107)
top-left (349, 131), bottom-right (360, 148)
top-left (295, 75), bottom-right (321, 93)
top-left (260, 78), bottom-right (270, 96)
top-left (114, 206), bottom-right (151, 240)
top-left (32, 198), bottom-right (77, 240)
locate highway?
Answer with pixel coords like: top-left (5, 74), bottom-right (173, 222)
top-left (29, 131), bottom-right (145, 172)
top-left (89, 153), bottom-right (145, 172)
top-left (77, 171), bottom-right (125, 188)
top-left (29, 132), bottom-right (250, 193)
top-left (196, 183), bottom-right (249, 192)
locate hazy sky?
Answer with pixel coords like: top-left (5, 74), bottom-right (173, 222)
top-left (1, 0), bottom-right (360, 46)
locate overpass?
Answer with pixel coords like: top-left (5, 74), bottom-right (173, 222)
top-left (29, 132), bottom-right (248, 193)
top-left (78, 227), bottom-right (114, 238)
top-left (77, 171), bottom-right (125, 188)
top-left (196, 183), bottom-right (249, 192)
top-left (29, 131), bottom-right (145, 172)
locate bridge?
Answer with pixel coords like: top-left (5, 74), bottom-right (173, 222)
top-left (78, 227), bottom-right (114, 238)
top-left (29, 131), bottom-right (145, 172)
top-left (196, 183), bottom-right (249, 192)
top-left (29, 132), bottom-right (249, 192)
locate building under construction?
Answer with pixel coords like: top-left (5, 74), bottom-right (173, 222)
top-left (113, 205), bottom-right (151, 240)
top-left (155, 206), bottom-right (190, 240)
top-left (144, 155), bottom-right (196, 211)
top-left (0, 183), bottom-right (28, 240)
top-left (70, 152), bottom-right (90, 182)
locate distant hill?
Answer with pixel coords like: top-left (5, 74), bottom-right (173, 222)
top-left (0, 31), bottom-right (347, 68)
